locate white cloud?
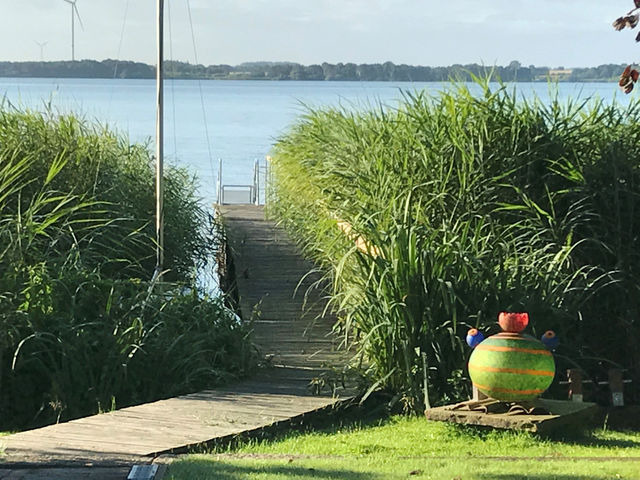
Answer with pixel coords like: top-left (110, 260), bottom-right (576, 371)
top-left (0, 0), bottom-right (635, 67)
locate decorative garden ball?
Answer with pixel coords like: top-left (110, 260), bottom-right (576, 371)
top-left (467, 312), bottom-right (556, 402)
top-left (466, 328), bottom-right (485, 348)
top-left (541, 330), bottom-right (559, 351)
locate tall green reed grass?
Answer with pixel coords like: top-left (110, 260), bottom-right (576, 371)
top-left (0, 107), bottom-right (253, 429)
top-left (268, 79), bottom-right (640, 411)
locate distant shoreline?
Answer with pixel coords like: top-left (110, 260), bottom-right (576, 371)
top-left (0, 60), bottom-right (622, 83)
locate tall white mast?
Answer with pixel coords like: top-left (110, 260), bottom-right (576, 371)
top-left (155, 0), bottom-right (164, 278)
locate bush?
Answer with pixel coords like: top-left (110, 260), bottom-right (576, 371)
top-left (0, 107), bottom-right (253, 429)
top-left (268, 79), bottom-right (640, 411)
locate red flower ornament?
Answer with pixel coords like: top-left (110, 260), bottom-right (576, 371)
top-left (498, 312), bottom-right (529, 333)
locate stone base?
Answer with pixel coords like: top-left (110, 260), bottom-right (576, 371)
top-left (425, 398), bottom-right (598, 433)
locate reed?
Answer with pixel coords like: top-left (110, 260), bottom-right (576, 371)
top-left (268, 79), bottom-right (640, 410)
top-left (0, 107), bottom-right (253, 428)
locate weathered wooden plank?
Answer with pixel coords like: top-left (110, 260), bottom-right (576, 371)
top-left (1, 205), bottom-right (354, 467)
top-left (220, 205), bottom-right (349, 371)
top-left (0, 467), bottom-right (132, 480)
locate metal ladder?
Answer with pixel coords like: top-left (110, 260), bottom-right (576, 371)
top-left (216, 158), bottom-right (270, 205)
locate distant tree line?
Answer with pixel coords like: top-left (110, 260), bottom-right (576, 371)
top-left (0, 60), bottom-right (155, 79)
top-left (0, 59), bottom-right (626, 82)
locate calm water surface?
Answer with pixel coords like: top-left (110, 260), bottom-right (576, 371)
top-left (0, 78), bottom-right (628, 203)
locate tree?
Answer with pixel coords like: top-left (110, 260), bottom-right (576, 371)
top-left (321, 62), bottom-right (338, 80)
top-left (508, 60), bottom-right (521, 70)
top-left (357, 64), bottom-right (384, 81)
top-left (290, 64), bottom-right (307, 80)
top-left (268, 63), bottom-right (293, 80)
top-left (613, 1), bottom-right (640, 92)
top-left (382, 61), bottom-right (396, 81)
top-left (305, 64), bottom-right (325, 80)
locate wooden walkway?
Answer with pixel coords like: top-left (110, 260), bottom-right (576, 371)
top-left (1, 205), bottom-right (352, 468)
top-left (219, 205), bottom-right (349, 368)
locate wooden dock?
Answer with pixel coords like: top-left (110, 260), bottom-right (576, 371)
top-left (1, 205), bottom-right (352, 468)
top-left (218, 205), bottom-right (349, 369)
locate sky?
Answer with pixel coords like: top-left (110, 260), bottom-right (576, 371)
top-left (0, 0), bottom-right (636, 67)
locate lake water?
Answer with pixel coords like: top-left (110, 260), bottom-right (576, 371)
top-left (0, 78), bottom-right (628, 204)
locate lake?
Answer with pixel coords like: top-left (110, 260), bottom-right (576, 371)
top-left (0, 78), bottom-right (628, 204)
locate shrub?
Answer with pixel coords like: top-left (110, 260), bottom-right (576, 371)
top-left (268, 80), bottom-right (640, 411)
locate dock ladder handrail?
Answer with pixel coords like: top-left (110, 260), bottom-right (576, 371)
top-left (217, 158), bottom-right (270, 206)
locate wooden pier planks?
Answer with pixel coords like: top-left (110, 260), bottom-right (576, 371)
top-left (218, 205), bottom-right (351, 369)
top-left (2, 369), bottom-right (344, 465)
top-left (1, 205), bottom-right (353, 466)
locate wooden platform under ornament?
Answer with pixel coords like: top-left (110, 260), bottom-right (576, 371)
top-left (425, 398), bottom-right (599, 433)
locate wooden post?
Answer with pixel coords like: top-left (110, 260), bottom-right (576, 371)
top-left (472, 385), bottom-right (488, 401)
top-left (567, 369), bottom-right (583, 402)
top-left (421, 352), bottom-right (431, 409)
top-left (608, 369), bottom-right (624, 407)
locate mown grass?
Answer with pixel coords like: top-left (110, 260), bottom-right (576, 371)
top-left (268, 78), bottom-right (640, 410)
top-left (168, 416), bottom-right (640, 479)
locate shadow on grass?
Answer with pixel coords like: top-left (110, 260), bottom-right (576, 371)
top-left (446, 421), bottom-right (640, 449)
top-left (191, 394), bottom-right (391, 454)
top-left (554, 436), bottom-right (640, 449)
top-left (544, 427), bottom-right (640, 449)
top-left (170, 459), bottom-right (377, 480)
top-left (479, 475), bottom-right (621, 480)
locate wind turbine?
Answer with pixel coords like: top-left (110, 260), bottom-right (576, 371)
top-left (35, 41), bottom-right (48, 61)
top-left (62, 0), bottom-right (83, 61)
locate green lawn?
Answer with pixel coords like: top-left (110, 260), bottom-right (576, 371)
top-left (167, 416), bottom-right (640, 480)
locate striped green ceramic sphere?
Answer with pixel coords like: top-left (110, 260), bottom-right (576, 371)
top-left (468, 333), bottom-right (555, 401)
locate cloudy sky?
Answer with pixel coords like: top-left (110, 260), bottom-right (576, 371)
top-left (0, 0), bottom-right (636, 67)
